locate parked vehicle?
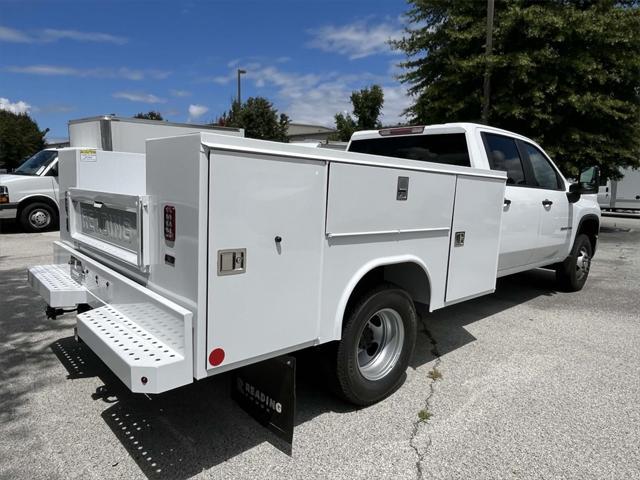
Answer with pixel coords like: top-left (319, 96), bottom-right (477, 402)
top-left (0, 116), bottom-right (243, 232)
top-left (27, 122), bottom-right (600, 408)
top-left (598, 167), bottom-right (640, 211)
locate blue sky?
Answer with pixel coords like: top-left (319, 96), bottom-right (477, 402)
top-left (0, 0), bottom-right (412, 141)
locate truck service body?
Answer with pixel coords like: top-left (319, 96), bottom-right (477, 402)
top-left (27, 122), bottom-right (600, 407)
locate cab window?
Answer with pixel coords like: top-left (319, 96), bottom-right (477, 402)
top-left (482, 133), bottom-right (526, 185)
top-left (522, 143), bottom-right (562, 190)
top-left (348, 133), bottom-right (471, 167)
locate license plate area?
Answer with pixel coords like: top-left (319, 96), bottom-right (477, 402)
top-left (68, 188), bottom-right (150, 270)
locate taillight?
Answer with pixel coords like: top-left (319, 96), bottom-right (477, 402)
top-left (164, 205), bottom-right (175, 241)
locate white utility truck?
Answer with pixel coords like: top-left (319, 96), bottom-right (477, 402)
top-left (0, 116), bottom-right (242, 232)
top-left (27, 123), bottom-right (600, 410)
top-left (598, 167), bottom-right (640, 211)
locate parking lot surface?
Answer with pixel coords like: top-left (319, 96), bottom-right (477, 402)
top-left (1, 216), bottom-right (639, 480)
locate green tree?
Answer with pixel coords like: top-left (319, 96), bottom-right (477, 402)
top-left (215, 97), bottom-right (290, 142)
top-left (393, 1), bottom-right (640, 179)
top-left (333, 85), bottom-right (385, 141)
top-left (0, 111), bottom-right (46, 169)
top-left (134, 111), bottom-right (164, 121)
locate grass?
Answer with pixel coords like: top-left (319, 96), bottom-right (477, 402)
top-left (427, 366), bottom-right (443, 381)
top-left (417, 409), bottom-right (432, 422)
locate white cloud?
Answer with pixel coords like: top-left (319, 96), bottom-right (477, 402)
top-left (113, 92), bottom-right (166, 104)
top-left (0, 25), bottom-right (127, 44)
top-left (307, 20), bottom-right (402, 59)
top-left (0, 26), bottom-right (31, 43)
top-left (170, 89), bottom-right (191, 97)
top-left (188, 104), bottom-right (209, 121)
top-left (6, 65), bottom-right (170, 80)
top-left (208, 62), bottom-right (409, 127)
top-left (0, 97), bottom-right (31, 114)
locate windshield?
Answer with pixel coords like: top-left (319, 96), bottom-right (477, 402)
top-left (14, 150), bottom-right (58, 176)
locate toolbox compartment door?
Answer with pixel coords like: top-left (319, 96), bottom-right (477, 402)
top-left (206, 151), bottom-right (326, 370)
top-left (445, 175), bottom-right (505, 304)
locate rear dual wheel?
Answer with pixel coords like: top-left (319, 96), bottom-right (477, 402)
top-left (332, 284), bottom-right (417, 406)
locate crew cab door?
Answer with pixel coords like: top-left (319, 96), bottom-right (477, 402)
top-left (517, 141), bottom-right (571, 265)
top-left (483, 133), bottom-right (572, 271)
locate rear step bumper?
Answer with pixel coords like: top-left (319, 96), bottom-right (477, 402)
top-left (28, 241), bottom-right (193, 394)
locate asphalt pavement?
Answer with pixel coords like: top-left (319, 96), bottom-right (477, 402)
top-left (0, 216), bottom-right (638, 480)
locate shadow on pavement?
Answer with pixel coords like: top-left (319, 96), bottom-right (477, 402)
top-left (42, 268), bottom-right (558, 480)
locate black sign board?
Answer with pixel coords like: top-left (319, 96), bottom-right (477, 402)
top-left (231, 355), bottom-right (296, 444)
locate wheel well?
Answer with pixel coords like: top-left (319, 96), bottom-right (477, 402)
top-left (17, 196), bottom-right (59, 218)
top-left (577, 216), bottom-right (599, 254)
top-left (344, 262), bottom-right (431, 319)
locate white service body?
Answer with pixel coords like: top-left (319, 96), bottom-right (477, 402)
top-left (28, 129), bottom-right (508, 394)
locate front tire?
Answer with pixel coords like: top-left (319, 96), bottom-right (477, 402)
top-left (333, 283), bottom-right (417, 406)
top-left (556, 234), bottom-right (592, 292)
top-left (19, 202), bottom-right (58, 232)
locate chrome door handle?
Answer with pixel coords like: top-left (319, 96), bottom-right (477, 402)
top-left (542, 199), bottom-right (553, 207)
top-left (503, 198), bottom-right (511, 206)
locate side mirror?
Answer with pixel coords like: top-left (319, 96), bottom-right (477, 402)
top-left (567, 166), bottom-right (600, 203)
top-left (578, 166), bottom-right (600, 194)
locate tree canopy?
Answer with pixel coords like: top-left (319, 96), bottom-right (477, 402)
top-left (0, 111), bottom-right (46, 170)
top-left (134, 111), bottom-right (164, 121)
top-left (215, 97), bottom-right (290, 142)
top-left (393, 0), bottom-right (640, 179)
top-left (334, 85), bottom-right (385, 141)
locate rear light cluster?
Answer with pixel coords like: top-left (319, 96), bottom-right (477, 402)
top-left (164, 205), bottom-right (176, 241)
top-left (379, 126), bottom-right (425, 136)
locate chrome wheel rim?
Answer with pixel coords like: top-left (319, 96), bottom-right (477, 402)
top-left (575, 246), bottom-right (591, 281)
top-left (357, 308), bottom-right (404, 381)
top-left (29, 209), bottom-right (51, 228)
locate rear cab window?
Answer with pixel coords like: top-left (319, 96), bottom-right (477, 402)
top-left (348, 133), bottom-right (471, 167)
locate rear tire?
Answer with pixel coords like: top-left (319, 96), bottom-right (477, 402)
top-left (556, 234), bottom-right (592, 292)
top-left (332, 283), bottom-right (417, 406)
top-left (19, 202), bottom-right (58, 232)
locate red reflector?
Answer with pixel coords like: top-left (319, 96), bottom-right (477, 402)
top-left (379, 126), bottom-right (425, 136)
top-left (209, 348), bottom-right (225, 366)
top-left (164, 205), bottom-right (175, 241)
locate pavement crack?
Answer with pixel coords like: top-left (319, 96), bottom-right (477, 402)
top-left (409, 316), bottom-right (442, 480)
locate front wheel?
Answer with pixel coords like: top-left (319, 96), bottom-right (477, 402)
top-left (556, 234), bottom-right (592, 292)
top-left (333, 284), bottom-right (417, 406)
top-left (19, 202), bottom-right (58, 232)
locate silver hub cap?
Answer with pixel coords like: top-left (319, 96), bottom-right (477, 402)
top-left (576, 246), bottom-right (591, 281)
top-left (357, 308), bottom-right (404, 381)
top-left (29, 209), bottom-right (51, 229)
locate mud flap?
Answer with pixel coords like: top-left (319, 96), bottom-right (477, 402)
top-left (231, 355), bottom-right (296, 444)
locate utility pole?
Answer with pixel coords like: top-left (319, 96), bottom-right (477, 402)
top-left (237, 69), bottom-right (246, 105)
top-left (482, 0), bottom-right (495, 124)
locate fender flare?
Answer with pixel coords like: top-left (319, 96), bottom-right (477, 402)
top-left (331, 255), bottom-right (432, 340)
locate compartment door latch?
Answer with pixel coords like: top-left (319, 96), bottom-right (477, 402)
top-left (217, 249), bottom-right (246, 276)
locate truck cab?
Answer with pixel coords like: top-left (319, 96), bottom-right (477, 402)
top-left (0, 148), bottom-right (60, 232)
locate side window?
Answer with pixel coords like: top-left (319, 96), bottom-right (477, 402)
top-left (522, 143), bottom-right (561, 190)
top-left (483, 133), bottom-right (526, 185)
